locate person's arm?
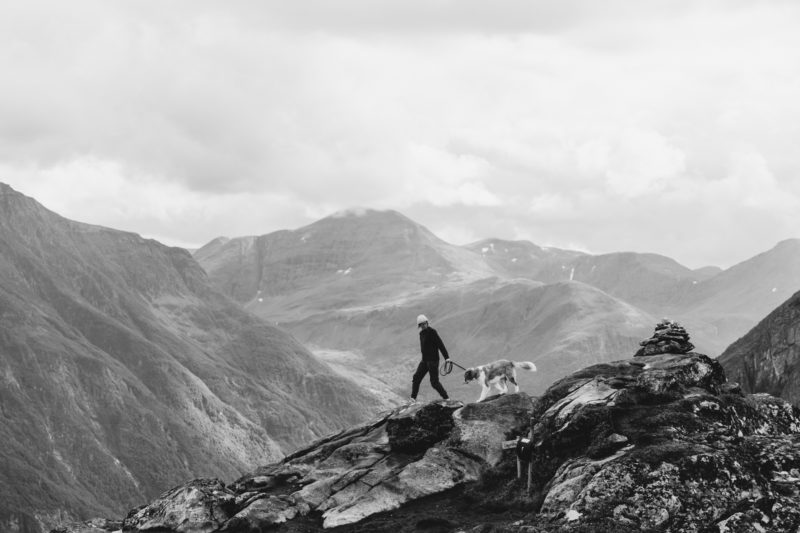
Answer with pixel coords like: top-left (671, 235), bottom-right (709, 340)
top-left (436, 330), bottom-right (450, 360)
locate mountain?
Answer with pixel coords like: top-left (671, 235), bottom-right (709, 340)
top-left (287, 278), bottom-right (654, 398)
top-left (75, 351), bottom-right (800, 533)
top-left (718, 289), bottom-right (800, 405)
top-left (193, 208), bottom-right (494, 323)
top-left (463, 238), bottom-right (585, 280)
top-left (534, 252), bottom-right (703, 308)
top-left (195, 209), bottom-right (800, 402)
top-left (0, 184), bottom-right (384, 532)
top-left (679, 239), bottom-right (800, 351)
top-left (196, 210), bottom-right (657, 398)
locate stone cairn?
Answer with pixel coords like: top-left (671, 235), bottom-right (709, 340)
top-left (634, 318), bottom-right (694, 357)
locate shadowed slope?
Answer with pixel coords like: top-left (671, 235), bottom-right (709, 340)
top-left (718, 289), bottom-right (800, 405)
top-left (0, 184), bottom-right (382, 532)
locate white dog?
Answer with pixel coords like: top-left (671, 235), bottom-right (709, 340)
top-left (463, 359), bottom-right (537, 402)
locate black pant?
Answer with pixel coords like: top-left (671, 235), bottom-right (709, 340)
top-left (411, 360), bottom-right (448, 400)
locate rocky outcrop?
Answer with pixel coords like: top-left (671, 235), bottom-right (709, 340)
top-left (634, 318), bottom-right (694, 356)
top-left (70, 351), bottom-right (800, 532)
top-left (520, 352), bottom-right (800, 532)
top-left (50, 519), bottom-right (121, 533)
top-left (119, 394), bottom-right (534, 532)
top-left (719, 289), bottom-right (800, 405)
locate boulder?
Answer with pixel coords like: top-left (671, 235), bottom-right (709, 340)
top-left (451, 392), bottom-right (535, 465)
top-left (386, 400), bottom-right (463, 453)
top-left (50, 519), bottom-right (122, 533)
top-left (321, 446), bottom-right (484, 529)
top-left (122, 479), bottom-right (236, 533)
top-left (219, 495), bottom-right (308, 532)
top-left (525, 352), bottom-right (800, 532)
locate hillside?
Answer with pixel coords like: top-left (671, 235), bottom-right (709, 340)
top-left (194, 209), bottom-right (800, 405)
top-left (463, 238), bottom-right (584, 280)
top-left (288, 278), bottom-right (655, 399)
top-left (0, 184), bottom-right (384, 532)
top-left (718, 289), bottom-right (800, 405)
top-left (680, 239), bottom-right (800, 352)
top-left (193, 209), bottom-right (494, 322)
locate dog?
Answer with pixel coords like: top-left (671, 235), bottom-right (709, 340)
top-left (464, 359), bottom-right (537, 402)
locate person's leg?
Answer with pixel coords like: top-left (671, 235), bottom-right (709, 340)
top-left (427, 361), bottom-right (449, 399)
top-left (411, 360), bottom-right (428, 399)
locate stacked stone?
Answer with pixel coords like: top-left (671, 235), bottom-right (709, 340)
top-left (634, 319), bottom-right (694, 357)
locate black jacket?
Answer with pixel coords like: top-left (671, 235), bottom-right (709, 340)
top-left (419, 327), bottom-right (449, 362)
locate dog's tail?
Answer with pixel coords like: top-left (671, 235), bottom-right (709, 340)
top-left (513, 361), bottom-right (537, 372)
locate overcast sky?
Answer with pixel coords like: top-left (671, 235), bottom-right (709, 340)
top-left (1, 1), bottom-right (798, 269)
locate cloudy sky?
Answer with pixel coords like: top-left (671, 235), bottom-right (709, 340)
top-left (1, 1), bottom-right (798, 269)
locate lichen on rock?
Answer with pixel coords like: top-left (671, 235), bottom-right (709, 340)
top-left (523, 352), bottom-right (800, 532)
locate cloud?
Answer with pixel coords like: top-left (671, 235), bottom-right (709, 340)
top-left (0, 1), bottom-right (799, 268)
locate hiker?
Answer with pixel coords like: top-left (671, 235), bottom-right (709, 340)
top-left (410, 314), bottom-right (450, 401)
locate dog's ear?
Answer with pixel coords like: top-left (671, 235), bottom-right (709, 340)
top-left (464, 369), bottom-right (475, 383)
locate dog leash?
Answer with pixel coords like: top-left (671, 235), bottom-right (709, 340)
top-left (439, 359), bottom-right (468, 376)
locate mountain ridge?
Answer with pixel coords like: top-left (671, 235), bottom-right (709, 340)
top-left (195, 207), bottom-right (800, 401)
top-left (0, 183), bottom-right (386, 532)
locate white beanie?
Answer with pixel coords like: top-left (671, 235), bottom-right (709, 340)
top-left (416, 314), bottom-right (429, 325)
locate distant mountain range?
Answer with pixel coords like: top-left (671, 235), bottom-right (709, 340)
top-left (0, 184), bottom-right (385, 532)
top-left (196, 208), bottom-right (800, 401)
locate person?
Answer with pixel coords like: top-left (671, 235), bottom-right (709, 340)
top-left (410, 314), bottom-right (450, 401)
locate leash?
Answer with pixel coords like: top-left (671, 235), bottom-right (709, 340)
top-left (440, 359), bottom-right (468, 376)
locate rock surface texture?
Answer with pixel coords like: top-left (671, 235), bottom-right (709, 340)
top-left (719, 289), bottom-right (800, 406)
top-left (523, 352), bottom-right (800, 532)
top-left (82, 352), bottom-right (800, 532)
top-left (118, 394), bottom-right (533, 531)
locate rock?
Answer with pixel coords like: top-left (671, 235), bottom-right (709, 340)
top-left (111, 399), bottom-right (496, 531)
top-left (50, 519), bottom-right (122, 533)
top-left (115, 351), bottom-right (800, 533)
top-left (321, 446), bottom-right (484, 528)
top-left (451, 393), bottom-right (535, 465)
top-left (634, 319), bottom-right (695, 356)
top-left (122, 479), bottom-right (236, 532)
top-left (219, 495), bottom-right (308, 531)
top-left (525, 352), bottom-right (800, 532)
top-left (386, 400), bottom-right (463, 453)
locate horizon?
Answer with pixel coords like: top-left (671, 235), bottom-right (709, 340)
top-left (2, 2), bottom-right (799, 270)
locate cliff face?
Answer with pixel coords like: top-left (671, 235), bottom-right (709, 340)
top-left (719, 289), bottom-right (800, 405)
top-left (0, 184), bottom-right (384, 532)
top-left (96, 351), bottom-right (800, 533)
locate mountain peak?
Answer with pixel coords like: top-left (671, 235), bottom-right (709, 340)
top-left (328, 207), bottom-right (395, 218)
top-left (320, 207), bottom-right (417, 227)
top-left (0, 181), bottom-right (36, 204)
top-left (773, 237), bottom-right (800, 250)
